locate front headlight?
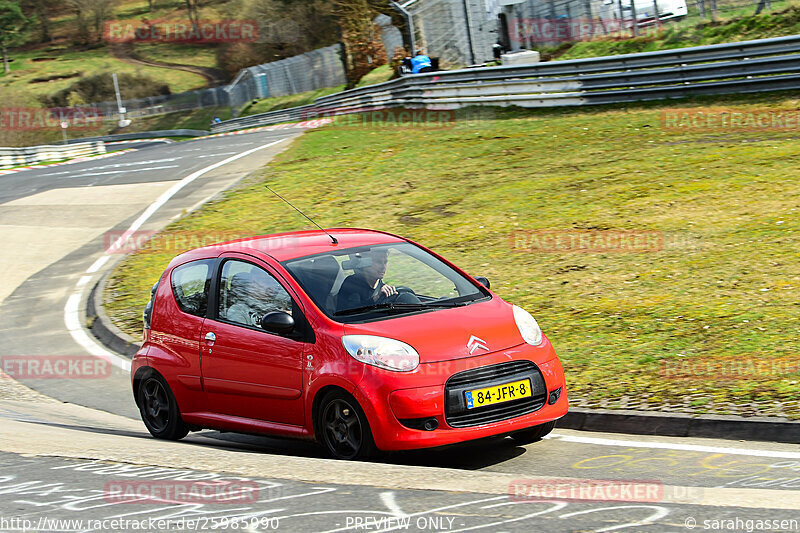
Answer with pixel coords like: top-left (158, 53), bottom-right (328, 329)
top-left (342, 335), bottom-right (420, 372)
top-left (513, 305), bottom-right (543, 346)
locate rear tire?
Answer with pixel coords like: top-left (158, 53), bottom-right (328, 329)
top-left (138, 373), bottom-right (189, 440)
top-left (509, 420), bottom-right (556, 444)
top-left (317, 390), bottom-right (377, 460)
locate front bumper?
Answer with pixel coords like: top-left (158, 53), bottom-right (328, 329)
top-left (353, 338), bottom-right (568, 451)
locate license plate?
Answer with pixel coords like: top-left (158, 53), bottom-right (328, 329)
top-left (465, 378), bottom-right (532, 409)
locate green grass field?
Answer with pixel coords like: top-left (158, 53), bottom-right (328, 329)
top-left (241, 86), bottom-right (348, 116)
top-left (131, 43), bottom-right (220, 70)
top-left (122, 107), bottom-right (232, 133)
top-left (0, 46), bottom-right (207, 99)
top-left (0, 0), bottom-right (217, 113)
top-left (104, 91), bottom-right (800, 419)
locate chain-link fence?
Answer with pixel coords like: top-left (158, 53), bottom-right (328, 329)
top-left (403, 0), bottom-right (794, 66)
top-left (225, 44), bottom-right (347, 116)
top-left (86, 86), bottom-right (229, 121)
top-left (81, 45), bottom-right (347, 122)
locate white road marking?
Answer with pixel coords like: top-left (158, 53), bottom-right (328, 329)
top-left (40, 158), bottom-right (182, 176)
top-left (196, 152), bottom-right (240, 158)
top-left (380, 492), bottom-right (407, 518)
top-left (547, 433), bottom-right (800, 459)
top-left (57, 165), bottom-right (179, 179)
top-left (559, 505), bottom-right (670, 533)
top-left (64, 138), bottom-right (291, 372)
top-left (63, 294), bottom-right (131, 371)
top-left (447, 501), bottom-right (568, 532)
top-left (86, 255), bottom-right (110, 274)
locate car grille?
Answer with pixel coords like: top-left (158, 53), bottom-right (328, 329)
top-left (445, 361), bottom-right (547, 428)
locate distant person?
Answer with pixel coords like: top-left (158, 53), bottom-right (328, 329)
top-left (493, 42), bottom-right (505, 62)
top-left (213, 116), bottom-right (222, 124)
top-left (410, 51), bottom-right (434, 74)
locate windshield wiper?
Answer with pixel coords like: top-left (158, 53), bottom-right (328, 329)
top-left (334, 301), bottom-right (465, 317)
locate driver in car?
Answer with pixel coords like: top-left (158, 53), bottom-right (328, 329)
top-left (337, 249), bottom-right (418, 311)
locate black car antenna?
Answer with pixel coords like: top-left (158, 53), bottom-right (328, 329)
top-left (265, 185), bottom-right (338, 244)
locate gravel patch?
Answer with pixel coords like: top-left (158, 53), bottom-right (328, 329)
top-left (0, 369), bottom-right (58, 402)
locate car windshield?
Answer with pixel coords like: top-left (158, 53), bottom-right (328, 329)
top-left (281, 242), bottom-right (488, 322)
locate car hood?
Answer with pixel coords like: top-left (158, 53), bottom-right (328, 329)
top-left (342, 297), bottom-right (525, 363)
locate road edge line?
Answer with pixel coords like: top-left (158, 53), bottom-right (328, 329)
top-left (64, 138), bottom-right (293, 372)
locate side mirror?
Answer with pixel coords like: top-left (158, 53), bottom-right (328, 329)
top-left (475, 276), bottom-right (490, 289)
top-left (261, 311), bottom-right (295, 334)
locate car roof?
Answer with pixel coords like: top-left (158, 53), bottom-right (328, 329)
top-left (169, 228), bottom-right (408, 266)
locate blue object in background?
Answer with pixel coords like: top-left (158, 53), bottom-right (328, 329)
top-left (410, 55), bottom-right (433, 74)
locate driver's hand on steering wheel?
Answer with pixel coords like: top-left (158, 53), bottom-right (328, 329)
top-left (378, 284), bottom-right (397, 300)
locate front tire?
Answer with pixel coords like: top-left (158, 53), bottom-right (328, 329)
top-left (509, 420), bottom-right (556, 444)
top-left (318, 390), bottom-right (376, 460)
top-left (138, 374), bottom-right (189, 440)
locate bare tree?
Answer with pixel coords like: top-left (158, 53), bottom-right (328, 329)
top-left (184, 0), bottom-right (200, 35)
top-left (68, 0), bottom-right (113, 44)
top-left (0, 0), bottom-right (31, 73)
top-left (21, 0), bottom-right (55, 42)
top-left (332, 0), bottom-right (387, 87)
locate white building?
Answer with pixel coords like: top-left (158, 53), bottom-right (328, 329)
top-left (395, 0), bottom-right (686, 66)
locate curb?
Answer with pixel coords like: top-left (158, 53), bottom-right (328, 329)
top-left (66, 129), bottom-right (210, 144)
top-left (87, 269), bottom-right (141, 358)
top-left (559, 407), bottom-right (800, 444)
top-left (0, 149), bottom-right (136, 176)
top-left (205, 119), bottom-right (334, 137)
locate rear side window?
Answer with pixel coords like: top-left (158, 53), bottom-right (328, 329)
top-left (218, 260), bottom-right (293, 328)
top-left (171, 260), bottom-right (214, 317)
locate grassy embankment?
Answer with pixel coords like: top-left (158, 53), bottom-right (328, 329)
top-left (104, 91), bottom-right (800, 419)
top-left (539, 3), bottom-right (800, 60)
top-left (0, 0), bottom-right (216, 99)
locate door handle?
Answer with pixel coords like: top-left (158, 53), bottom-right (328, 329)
top-left (204, 332), bottom-right (216, 344)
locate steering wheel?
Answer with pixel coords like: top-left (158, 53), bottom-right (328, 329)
top-left (378, 286), bottom-right (417, 304)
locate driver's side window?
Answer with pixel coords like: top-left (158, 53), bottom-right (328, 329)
top-left (218, 260), bottom-right (292, 328)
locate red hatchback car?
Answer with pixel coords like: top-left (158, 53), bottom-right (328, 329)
top-left (132, 229), bottom-right (568, 459)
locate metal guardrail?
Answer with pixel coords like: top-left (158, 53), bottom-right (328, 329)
top-left (65, 129), bottom-right (210, 144)
top-left (0, 142), bottom-right (106, 170)
top-left (211, 105), bottom-right (316, 133)
top-left (212, 34), bottom-right (800, 133)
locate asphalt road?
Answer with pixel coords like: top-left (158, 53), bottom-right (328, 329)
top-left (0, 128), bottom-right (798, 532)
top-left (0, 129), bottom-right (302, 417)
top-left (3, 450), bottom-right (797, 533)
